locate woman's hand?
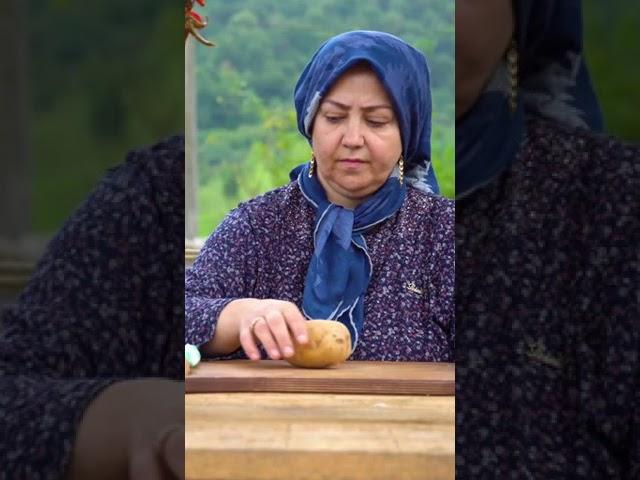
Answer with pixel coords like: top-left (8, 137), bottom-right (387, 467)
top-left (207, 299), bottom-right (309, 360)
top-left (65, 379), bottom-right (184, 480)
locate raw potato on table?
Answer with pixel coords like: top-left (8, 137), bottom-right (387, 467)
top-left (286, 320), bottom-right (352, 368)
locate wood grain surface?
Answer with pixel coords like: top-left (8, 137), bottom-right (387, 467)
top-left (186, 360), bottom-right (455, 395)
top-left (186, 392), bottom-right (455, 480)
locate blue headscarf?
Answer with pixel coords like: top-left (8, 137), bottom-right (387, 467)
top-left (456, 0), bottom-right (603, 198)
top-left (294, 30), bottom-right (438, 194)
top-left (289, 30), bottom-right (434, 350)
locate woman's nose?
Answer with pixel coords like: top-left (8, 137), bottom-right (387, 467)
top-left (342, 119), bottom-right (365, 148)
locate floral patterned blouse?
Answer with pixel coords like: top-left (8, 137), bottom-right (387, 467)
top-left (456, 118), bottom-right (640, 479)
top-left (0, 136), bottom-right (184, 479)
top-left (186, 183), bottom-right (455, 362)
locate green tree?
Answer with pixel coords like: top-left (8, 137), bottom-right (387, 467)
top-left (195, 0), bottom-right (455, 233)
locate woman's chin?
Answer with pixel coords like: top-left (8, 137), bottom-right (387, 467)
top-left (335, 183), bottom-right (380, 204)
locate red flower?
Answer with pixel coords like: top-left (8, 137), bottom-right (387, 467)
top-left (186, 0), bottom-right (214, 47)
top-left (189, 11), bottom-right (203, 24)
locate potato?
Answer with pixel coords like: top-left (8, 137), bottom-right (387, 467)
top-left (286, 320), bottom-right (352, 368)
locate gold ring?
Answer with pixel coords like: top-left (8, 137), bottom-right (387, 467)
top-left (250, 317), bottom-right (265, 334)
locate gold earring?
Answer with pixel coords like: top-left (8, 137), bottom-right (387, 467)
top-left (398, 155), bottom-right (404, 185)
top-left (309, 154), bottom-right (315, 177)
top-left (507, 39), bottom-right (518, 113)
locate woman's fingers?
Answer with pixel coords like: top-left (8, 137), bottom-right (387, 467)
top-left (282, 303), bottom-right (309, 345)
top-left (238, 301), bottom-right (309, 361)
top-left (265, 310), bottom-right (296, 358)
top-left (159, 425), bottom-right (185, 480)
top-left (128, 425), bottom-right (184, 480)
top-left (129, 425), bottom-right (183, 480)
top-left (251, 316), bottom-right (282, 359)
top-left (128, 445), bottom-right (166, 480)
top-left (239, 317), bottom-right (262, 360)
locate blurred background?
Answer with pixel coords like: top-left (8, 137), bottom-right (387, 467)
top-left (1, 1), bottom-right (638, 296)
top-left (188, 0), bottom-right (640, 243)
top-left (186, 0), bottom-right (455, 242)
top-left (583, 0), bottom-right (640, 142)
top-left (1, 0), bottom-right (182, 303)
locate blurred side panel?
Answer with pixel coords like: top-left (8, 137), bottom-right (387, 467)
top-left (0, 0), bottom-right (185, 478)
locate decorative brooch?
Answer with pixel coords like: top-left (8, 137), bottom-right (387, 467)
top-left (523, 337), bottom-right (562, 369)
top-left (185, 0), bottom-right (215, 47)
top-left (404, 281), bottom-right (424, 296)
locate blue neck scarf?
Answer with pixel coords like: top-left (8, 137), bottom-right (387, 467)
top-left (290, 163), bottom-right (406, 349)
top-left (456, 0), bottom-right (603, 198)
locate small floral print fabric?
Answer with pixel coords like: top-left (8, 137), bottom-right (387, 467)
top-left (186, 184), bottom-right (455, 362)
top-left (0, 136), bottom-right (185, 479)
top-left (456, 118), bottom-right (640, 479)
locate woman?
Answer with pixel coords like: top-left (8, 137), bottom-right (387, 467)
top-left (186, 30), bottom-right (454, 363)
top-left (456, 1), bottom-right (639, 478)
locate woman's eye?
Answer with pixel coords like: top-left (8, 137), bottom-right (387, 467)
top-left (367, 120), bottom-right (388, 127)
top-left (325, 116), bottom-right (344, 123)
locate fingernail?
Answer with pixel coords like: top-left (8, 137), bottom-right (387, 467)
top-left (297, 334), bottom-right (308, 343)
top-left (284, 346), bottom-right (294, 357)
top-left (250, 353), bottom-right (260, 360)
top-left (271, 349), bottom-right (281, 359)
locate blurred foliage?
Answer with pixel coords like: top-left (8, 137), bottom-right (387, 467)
top-left (583, 0), bottom-right (640, 141)
top-left (29, 0), bottom-right (182, 232)
top-left (194, 0), bottom-right (455, 234)
top-left (25, 1), bottom-right (638, 235)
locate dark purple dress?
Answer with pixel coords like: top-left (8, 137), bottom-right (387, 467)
top-left (456, 118), bottom-right (640, 478)
top-left (186, 183), bottom-right (455, 362)
top-left (0, 136), bottom-right (184, 479)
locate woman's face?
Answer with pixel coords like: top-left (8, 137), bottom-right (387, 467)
top-left (456, 0), bottom-right (515, 119)
top-left (311, 65), bottom-right (402, 209)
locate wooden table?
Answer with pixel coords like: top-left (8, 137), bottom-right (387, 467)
top-left (185, 361), bottom-right (455, 480)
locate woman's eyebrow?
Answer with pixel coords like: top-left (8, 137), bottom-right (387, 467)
top-left (323, 99), bottom-right (393, 111)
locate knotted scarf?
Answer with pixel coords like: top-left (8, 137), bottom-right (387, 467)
top-left (290, 163), bottom-right (405, 349)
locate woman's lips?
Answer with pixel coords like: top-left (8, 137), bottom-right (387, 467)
top-left (339, 158), bottom-right (366, 164)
